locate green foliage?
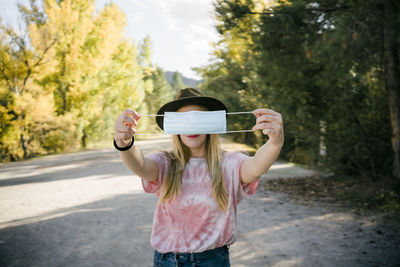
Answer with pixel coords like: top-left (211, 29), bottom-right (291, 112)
top-left (0, 0), bottom-right (160, 161)
top-left (171, 71), bottom-right (187, 92)
top-left (196, 0), bottom-right (266, 145)
top-left (138, 35), bottom-right (153, 70)
top-left (149, 68), bottom-right (174, 113)
top-left (140, 67), bottom-right (175, 134)
top-left (199, 0), bottom-right (397, 176)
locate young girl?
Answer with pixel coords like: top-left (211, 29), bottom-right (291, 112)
top-left (114, 88), bottom-right (284, 267)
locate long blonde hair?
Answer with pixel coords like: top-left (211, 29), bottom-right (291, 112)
top-left (159, 134), bottom-right (228, 211)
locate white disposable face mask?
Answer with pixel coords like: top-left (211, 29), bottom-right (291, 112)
top-left (137, 111), bottom-right (253, 135)
top-left (163, 110), bottom-right (226, 134)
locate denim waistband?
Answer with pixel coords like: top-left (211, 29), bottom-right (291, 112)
top-left (155, 245), bottom-right (229, 261)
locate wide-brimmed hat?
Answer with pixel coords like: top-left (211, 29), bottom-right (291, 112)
top-left (156, 88), bottom-right (228, 130)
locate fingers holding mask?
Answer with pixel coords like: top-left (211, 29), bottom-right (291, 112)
top-left (253, 108), bottom-right (281, 118)
top-left (252, 108), bottom-right (284, 145)
top-left (119, 109), bottom-right (140, 126)
top-left (115, 109), bottom-right (141, 146)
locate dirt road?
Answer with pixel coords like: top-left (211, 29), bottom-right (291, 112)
top-left (0, 138), bottom-right (399, 266)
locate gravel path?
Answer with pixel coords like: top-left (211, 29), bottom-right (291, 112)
top-left (0, 138), bottom-right (399, 266)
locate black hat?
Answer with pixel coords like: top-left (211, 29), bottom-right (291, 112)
top-left (156, 88), bottom-right (228, 130)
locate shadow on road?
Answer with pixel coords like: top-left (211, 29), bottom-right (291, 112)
top-left (0, 150), bottom-right (126, 187)
top-left (1, 193), bottom-right (157, 266)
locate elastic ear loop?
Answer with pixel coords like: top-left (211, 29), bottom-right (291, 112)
top-left (136, 111), bottom-right (254, 135)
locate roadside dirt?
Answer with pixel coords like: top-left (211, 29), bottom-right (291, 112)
top-left (261, 174), bottom-right (400, 215)
top-left (0, 137), bottom-right (399, 266)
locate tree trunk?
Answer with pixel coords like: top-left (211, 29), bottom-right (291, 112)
top-left (383, 0), bottom-right (400, 179)
top-left (20, 133), bottom-right (28, 159)
top-left (81, 129), bottom-right (87, 149)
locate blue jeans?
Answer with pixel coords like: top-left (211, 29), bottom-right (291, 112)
top-left (153, 245), bottom-right (230, 267)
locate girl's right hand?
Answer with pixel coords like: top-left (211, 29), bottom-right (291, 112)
top-left (114, 109), bottom-right (141, 148)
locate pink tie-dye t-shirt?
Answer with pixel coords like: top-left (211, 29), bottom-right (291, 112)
top-left (141, 151), bottom-right (259, 253)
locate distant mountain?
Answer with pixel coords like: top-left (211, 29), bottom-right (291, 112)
top-left (165, 71), bottom-right (201, 88)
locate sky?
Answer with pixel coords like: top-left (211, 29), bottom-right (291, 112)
top-left (0, 0), bottom-right (220, 80)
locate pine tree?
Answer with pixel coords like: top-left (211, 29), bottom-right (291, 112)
top-left (200, 0), bottom-right (397, 176)
top-left (171, 71), bottom-right (186, 92)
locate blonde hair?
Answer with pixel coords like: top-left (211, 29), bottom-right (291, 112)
top-left (159, 134), bottom-right (228, 211)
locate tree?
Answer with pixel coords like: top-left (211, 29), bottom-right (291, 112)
top-left (138, 35), bottom-right (153, 71)
top-left (28, 0), bottom-right (146, 148)
top-left (200, 0), bottom-right (397, 176)
top-left (0, 10), bottom-right (62, 160)
top-left (171, 71), bottom-right (187, 92)
top-left (150, 68), bottom-right (174, 111)
top-left (99, 39), bottom-right (148, 141)
top-left (0, 0), bottom-right (152, 161)
top-left (196, 0), bottom-right (267, 144)
top-left (383, 0), bottom-right (400, 179)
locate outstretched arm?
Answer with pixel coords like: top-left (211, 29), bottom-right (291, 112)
top-left (114, 109), bottom-right (158, 182)
top-left (240, 108), bottom-right (284, 184)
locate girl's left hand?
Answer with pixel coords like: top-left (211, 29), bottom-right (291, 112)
top-left (252, 108), bottom-right (284, 146)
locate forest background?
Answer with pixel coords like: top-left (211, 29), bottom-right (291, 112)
top-left (0, 0), bottom-right (399, 189)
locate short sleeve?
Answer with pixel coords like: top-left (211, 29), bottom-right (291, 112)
top-left (223, 152), bottom-right (259, 204)
top-left (141, 152), bottom-right (170, 195)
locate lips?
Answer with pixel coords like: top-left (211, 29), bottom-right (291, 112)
top-left (187, 135), bottom-right (199, 138)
